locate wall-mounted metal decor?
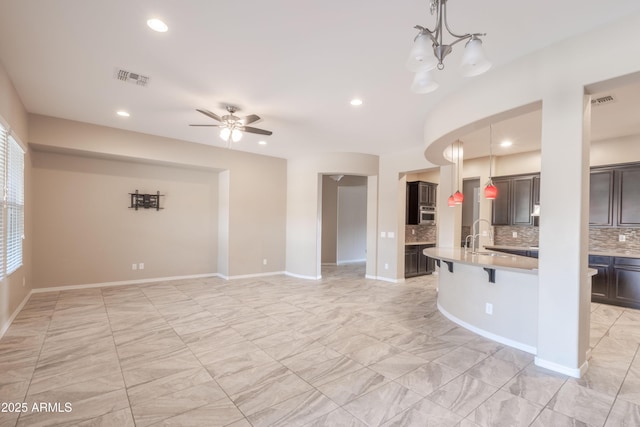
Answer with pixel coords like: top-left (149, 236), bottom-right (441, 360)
top-left (129, 190), bottom-right (164, 211)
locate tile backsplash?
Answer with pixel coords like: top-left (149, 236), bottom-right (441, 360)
top-left (405, 225), bottom-right (437, 243)
top-left (589, 227), bottom-right (640, 252)
top-left (493, 226), bottom-right (539, 246)
top-left (492, 225), bottom-right (640, 252)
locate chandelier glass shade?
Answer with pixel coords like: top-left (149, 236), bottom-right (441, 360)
top-left (408, 0), bottom-right (491, 93)
top-left (411, 69), bottom-right (439, 94)
top-left (220, 127), bottom-right (243, 142)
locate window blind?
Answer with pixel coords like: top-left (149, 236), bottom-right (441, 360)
top-left (0, 123), bottom-right (5, 278)
top-left (6, 135), bottom-right (24, 275)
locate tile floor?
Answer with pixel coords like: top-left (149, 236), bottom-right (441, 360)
top-left (0, 264), bottom-right (639, 426)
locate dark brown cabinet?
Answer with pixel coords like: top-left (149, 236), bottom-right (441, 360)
top-left (491, 179), bottom-right (512, 226)
top-left (491, 174), bottom-right (538, 226)
top-left (589, 255), bottom-right (640, 309)
top-left (589, 170), bottom-right (614, 226)
top-left (590, 164), bottom-right (640, 227)
top-left (617, 167), bottom-right (640, 226)
top-left (404, 244), bottom-right (436, 278)
top-left (406, 181), bottom-right (437, 224)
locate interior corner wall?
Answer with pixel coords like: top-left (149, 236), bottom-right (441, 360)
top-left (0, 60), bottom-right (31, 336)
top-left (217, 170), bottom-right (230, 278)
top-left (31, 151), bottom-right (218, 288)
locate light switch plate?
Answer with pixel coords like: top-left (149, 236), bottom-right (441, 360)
top-left (619, 235), bottom-right (626, 242)
top-left (512, 232), bottom-right (518, 238)
top-left (388, 232), bottom-right (395, 239)
top-left (381, 232), bottom-right (387, 238)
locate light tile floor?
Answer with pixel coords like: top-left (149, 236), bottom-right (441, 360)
top-left (1, 264), bottom-right (639, 426)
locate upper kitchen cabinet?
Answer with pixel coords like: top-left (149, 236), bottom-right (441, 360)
top-left (617, 165), bottom-right (640, 226)
top-left (406, 181), bottom-right (437, 225)
top-left (589, 169), bottom-right (614, 226)
top-left (491, 174), bottom-right (539, 226)
top-left (590, 163), bottom-right (640, 227)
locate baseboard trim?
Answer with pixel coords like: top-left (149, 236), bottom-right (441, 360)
top-left (336, 259), bottom-right (366, 265)
top-left (0, 290), bottom-right (32, 340)
top-left (218, 271), bottom-right (286, 280)
top-left (534, 357), bottom-right (589, 379)
top-left (31, 273), bottom-right (219, 294)
top-left (284, 272), bottom-right (322, 280)
top-left (437, 302), bottom-right (537, 355)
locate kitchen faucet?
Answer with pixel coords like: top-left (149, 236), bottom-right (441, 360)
top-left (465, 219), bottom-right (494, 252)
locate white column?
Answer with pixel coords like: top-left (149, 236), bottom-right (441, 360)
top-left (536, 86), bottom-right (591, 377)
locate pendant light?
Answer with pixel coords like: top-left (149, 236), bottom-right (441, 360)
top-left (448, 144), bottom-right (455, 207)
top-left (453, 141), bottom-right (464, 204)
top-left (484, 125), bottom-right (498, 199)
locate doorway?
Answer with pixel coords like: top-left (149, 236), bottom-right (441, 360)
top-left (320, 175), bottom-right (368, 276)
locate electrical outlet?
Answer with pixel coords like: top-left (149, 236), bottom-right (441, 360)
top-left (485, 303), bottom-right (493, 315)
top-left (138, 263), bottom-right (144, 270)
top-left (381, 232), bottom-right (386, 238)
top-left (22, 277), bottom-right (26, 287)
top-left (412, 229), bottom-right (416, 235)
top-left (132, 263), bottom-right (137, 270)
top-left (512, 231), bottom-right (518, 238)
top-left (384, 263), bottom-right (389, 270)
top-left (619, 235), bottom-right (626, 242)
top-left (263, 258), bottom-right (268, 265)
top-left (482, 230), bottom-right (488, 236)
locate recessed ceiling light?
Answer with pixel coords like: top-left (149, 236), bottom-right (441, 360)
top-left (258, 140), bottom-right (267, 146)
top-left (147, 18), bottom-right (168, 33)
top-left (116, 111), bottom-right (130, 117)
top-left (350, 99), bottom-right (363, 106)
top-left (500, 140), bottom-right (512, 147)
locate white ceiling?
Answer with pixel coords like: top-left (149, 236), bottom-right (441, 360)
top-left (1, 0), bottom-right (640, 160)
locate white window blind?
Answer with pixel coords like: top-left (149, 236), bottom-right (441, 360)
top-left (6, 135), bottom-right (24, 275)
top-left (0, 123), bottom-right (5, 277)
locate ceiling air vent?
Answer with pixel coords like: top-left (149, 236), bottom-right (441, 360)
top-left (114, 68), bottom-right (150, 87)
top-left (591, 95), bottom-right (615, 106)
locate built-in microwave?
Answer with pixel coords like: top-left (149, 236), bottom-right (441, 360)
top-left (419, 206), bottom-right (436, 225)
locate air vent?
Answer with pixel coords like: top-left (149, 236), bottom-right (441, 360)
top-left (591, 95), bottom-right (615, 106)
top-left (114, 68), bottom-right (150, 87)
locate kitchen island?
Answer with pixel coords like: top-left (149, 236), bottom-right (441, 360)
top-left (423, 247), bottom-right (540, 354)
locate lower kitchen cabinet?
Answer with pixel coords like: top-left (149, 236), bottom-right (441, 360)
top-left (405, 244), bottom-right (435, 278)
top-left (589, 255), bottom-right (640, 309)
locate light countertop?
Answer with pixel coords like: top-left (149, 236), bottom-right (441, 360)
top-left (423, 247), bottom-right (539, 274)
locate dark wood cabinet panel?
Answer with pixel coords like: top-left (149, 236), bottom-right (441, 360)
top-left (491, 174), bottom-right (538, 226)
top-left (512, 178), bottom-right (534, 226)
top-left (589, 170), bottom-right (614, 226)
top-left (405, 244), bottom-right (435, 278)
top-left (589, 255), bottom-right (612, 302)
top-left (406, 181), bottom-right (437, 224)
top-left (404, 248), bottom-right (419, 277)
top-left (491, 180), bottom-right (511, 225)
top-left (613, 267), bottom-right (640, 306)
top-left (617, 167), bottom-right (640, 226)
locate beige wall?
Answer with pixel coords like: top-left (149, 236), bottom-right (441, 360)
top-left (0, 61), bottom-right (31, 336)
top-left (286, 153), bottom-right (378, 279)
top-left (28, 115), bottom-right (287, 280)
top-left (32, 151), bottom-right (218, 287)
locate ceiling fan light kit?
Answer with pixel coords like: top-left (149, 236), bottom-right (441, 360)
top-left (407, 0), bottom-right (491, 93)
top-left (190, 106), bottom-right (272, 145)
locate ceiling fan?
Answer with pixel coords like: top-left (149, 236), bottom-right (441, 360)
top-left (190, 106), bottom-right (272, 144)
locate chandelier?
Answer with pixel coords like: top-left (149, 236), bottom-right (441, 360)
top-left (407, 0), bottom-right (491, 94)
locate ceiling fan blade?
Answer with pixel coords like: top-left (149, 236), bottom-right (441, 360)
top-left (242, 114), bottom-right (260, 125)
top-left (196, 108), bottom-right (222, 122)
top-left (242, 126), bottom-right (273, 136)
top-left (189, 124), bottom-right (222, 127)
